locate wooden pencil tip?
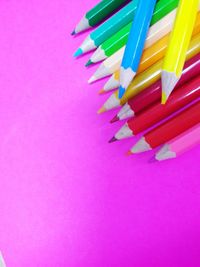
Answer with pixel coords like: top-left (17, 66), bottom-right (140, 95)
top-left (110, 115), bottom-right (119, 123)
top-left (109, 136), bottom-right (117, 143)
top-left (97, 106), bottom-right (106, 114)
top-left (88, 75), bottom-right (96, 84)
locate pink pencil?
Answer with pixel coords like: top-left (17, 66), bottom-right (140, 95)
top-left (155, 123), bottom-right (200, 161)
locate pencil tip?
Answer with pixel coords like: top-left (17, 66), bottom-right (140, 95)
top-left (98, 88), bottom-right (105, 94)
top-left (97, 106), bottom-right (106, 114)
top-left (109, 136), bottom-right (117, 143)
top-left (118, 86), bottom-right (125, 99)
top-left (88, 75), bottom-right (96, 84)
top-left (110, 115), bottom-right (119, 123)
top-left (85, 59), bottom-right (93, 67)
top-left (161, 92), bottom-right (167, 105)
top-left (126, 150), bottom-right (132, 156)
top-left (71, 30), bottom-right (76, 36)
top-left (73, 48), bottom-right (83, 58)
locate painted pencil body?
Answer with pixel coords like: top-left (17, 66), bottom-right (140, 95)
top-left (114, 53), bottom-right (200, 121)
top-left (155, 124), bottom-right (200, 161)
top-left (74, 0), bottom-right (139, 56)
top-left (119, 0), bottom-right (157, 99)
top-left (88, 0), bottom-right (179, 64)
top-left (90, 9), bottom-right (178, 83)
top-left (129, 101), bottom-right (200, 154)
top-left (112, 75), bottom-right (200, 142)
top-left (98, 10), bottom-right (200, 87)
top-left (161, 0), bottom-right (199, 104)
top-left (98, 33), bottom-right (200, 113)
top-left (73, 0), bottom-right (130, 34)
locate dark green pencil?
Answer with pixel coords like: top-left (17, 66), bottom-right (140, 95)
top-left (72, 0), bottom-right (130, 35)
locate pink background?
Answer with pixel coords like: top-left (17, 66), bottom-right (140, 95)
top-left (0, 0), bottom-right (199, 266)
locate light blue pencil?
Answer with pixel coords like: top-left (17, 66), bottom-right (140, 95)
top-left (118, 0), bottom-right (157, 99)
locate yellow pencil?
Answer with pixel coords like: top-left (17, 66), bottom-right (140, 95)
top-left (161, 0), bottom-right (199, 104)
top-left (98, 33), bottom-right (200, 113)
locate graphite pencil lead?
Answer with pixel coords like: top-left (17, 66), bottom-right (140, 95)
top-left (97, 106), bottom-right (106, 114)
top-left (71, 30), bottom-right (76, 36)
top-left (126, 150), bottom-right (132, 156)
top-left (110, 115), bottom-right (119, 123)
top-left (85, 59), bottom-right (93, 67)
top-left (73, 48), bottom-right (83, 58)
top-left (109, 136), bottom-right (117, 143)
top-left (98, 88), bottom-right (105, 95)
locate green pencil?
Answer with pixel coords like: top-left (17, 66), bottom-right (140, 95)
top-left (74, 0), bottom-right (139, 57)
top-left (86, 0), bottom-right (179, 65)
top-left (72, 0), bottom-right (131, 35)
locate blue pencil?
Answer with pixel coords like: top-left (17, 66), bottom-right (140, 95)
top-left (118, 0), bottom-right (157, 99)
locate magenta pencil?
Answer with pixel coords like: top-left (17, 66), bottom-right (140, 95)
top-left (155, 123), bottom-right (200, 161)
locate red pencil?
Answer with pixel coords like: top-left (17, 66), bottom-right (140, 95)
top-left (111, 53), bottom-right (200, 122)
top-left (109, 75), bottom-right (200, 142)
top-left (128, 100), bottom-right (200, 154)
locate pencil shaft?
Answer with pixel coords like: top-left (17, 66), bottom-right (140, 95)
top-left (97, 10), bottom-right (200, 82)
top-left (86, 0), bottom-right (130, 27)
top-left (99, 0), bottom-right (179, 59)
top-left (120, 33), bottom-right (200, 106)
top-left (156, 124), bottom-right (200, 160)
top-left (166, 125), bottom-right (200, 156)
top-left (145, 101), bottom-right (200, 149)
top-left (118, 53), bottom-right (200, 120)
top-left (163, 0), bottom-right (199, 76)
top-left (99, 33), bottom-right (200, 112)
top-left (128, 76), bottom-right (200, 135)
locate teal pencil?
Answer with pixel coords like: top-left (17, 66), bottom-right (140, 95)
top-left (74, 0), bottom-right (139, 57)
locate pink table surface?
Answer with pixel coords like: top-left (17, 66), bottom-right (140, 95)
top-left (0, 0), bottom-right (199, 266)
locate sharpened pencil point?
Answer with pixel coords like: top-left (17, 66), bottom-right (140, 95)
top-left (126, 150), bottom-right (132, 156)
top-left (98, 88), bottom-right (105, 95)
top-left (118, 86), bottom-right (125, 99)
top-left (85, 59), bottom-right (93, 67)
top-left (71, 30), bottom-right (76, 36)
top-left (161, 92), bottom-right (167, 105)
top-left (110, 115), bottom-right (119, 123)
top-left (97, 106), bottom-right (106, 114)
top-left (73, 48), bottom-right (83, 58)
top-left (88, 75), bottom-right (96, 84)
top-left (109, 136), bottom-right (117, 143)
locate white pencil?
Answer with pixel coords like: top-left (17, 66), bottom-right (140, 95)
top-left (89, 8), bottom-right (177, 83)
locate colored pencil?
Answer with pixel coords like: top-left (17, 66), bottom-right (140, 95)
top-left (100, 11), bottom-right (200, 90)
top-left (128, 101), bottom-right (200, 154)
top-left (112, 53), bottom-right (200, 122)
top-left (73, 0), bottom-right (139, 57)
top-left (110, 75), bottom-right (200, 142)
top-left (97, 33), bottom-right (200, 113)
top-left (161, 0), bottom-right (199, 104)
top-left (118, 0), bottom-right (157, 99)
top-left (155, 124), bottom-right (200, 161)
top-left (86, 0), bottom-right (179, 65)
top-left (89, 9), bottom-right (177, 83)
top-left (72, 0), bottom-right (130, 35)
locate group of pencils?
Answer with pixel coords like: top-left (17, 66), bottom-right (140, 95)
top-left (72, 0), bottom-right (200, 162)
